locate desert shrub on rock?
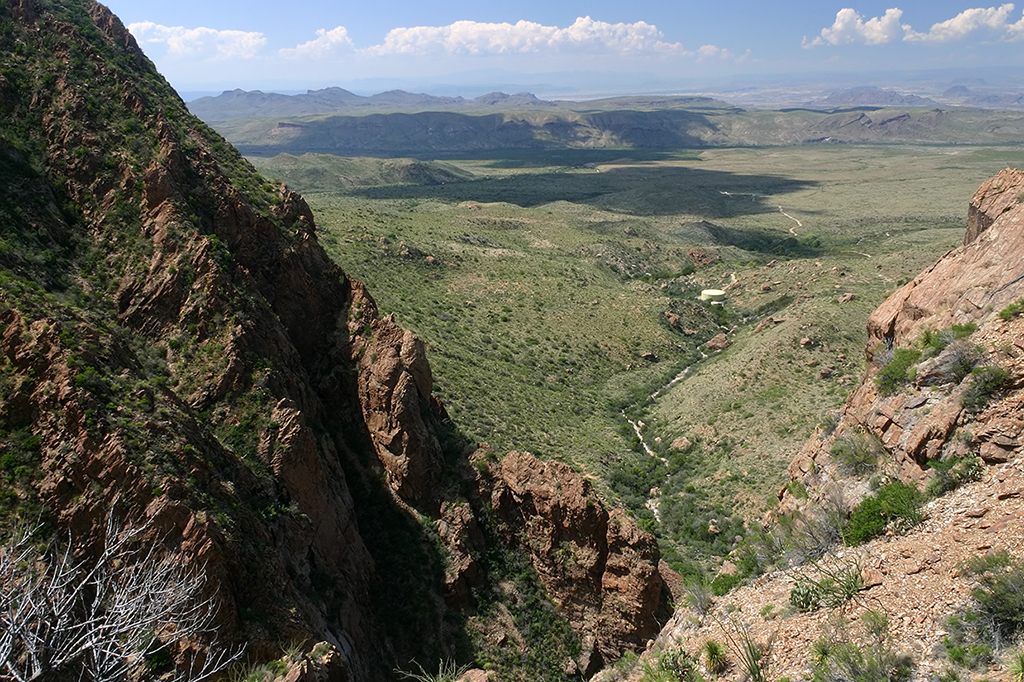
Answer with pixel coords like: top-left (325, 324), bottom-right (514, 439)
top-left (844, 481), bottom-right (922, 545)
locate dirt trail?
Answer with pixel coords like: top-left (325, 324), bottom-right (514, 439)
top-left (718, 190), bottom-right (802, 236)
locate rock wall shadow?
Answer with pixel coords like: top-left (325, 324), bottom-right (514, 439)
top-left (704, 222), bottom-right (824, 257)
top-left (347, 164), bottom-right (817, 219)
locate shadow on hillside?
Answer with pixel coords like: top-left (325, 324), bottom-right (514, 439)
top-left (237, 109), bottom-right (722, 159)
top-left (703, 222), bottom-right (824, 257)
top-left (346, 164), bottom-right (817, 218)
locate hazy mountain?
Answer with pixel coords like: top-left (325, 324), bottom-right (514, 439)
top-left (809, 86), bottom-right (939, 108)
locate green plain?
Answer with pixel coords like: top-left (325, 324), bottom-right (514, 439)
top-left (252, 143), bottom-right (1020, 573)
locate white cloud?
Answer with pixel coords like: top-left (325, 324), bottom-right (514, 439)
top-left (695, 44), bottom-right (732, 61)
top-left (904, 4), bottom-right (1024, 42)
top-left (803, 8), bottom-right (908, 47)
top-left (128, 21), bottom-right (266, 60)
top-left (805, 5), bottom-right (1024, 47)
top-left (280, 26), bottom-right (355, 59)
top-left (362, 16), bottom-right (690, 57)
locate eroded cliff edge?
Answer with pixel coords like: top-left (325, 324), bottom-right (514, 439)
top-left (598, 169), bottom-right (1024, 682)
top-left (0, 1), bottom-right (669, 679)
top-left (786, 167), bottom-right (1024, 497)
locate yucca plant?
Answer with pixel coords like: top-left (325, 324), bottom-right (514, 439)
top-left (395, 659), bottom-right (471, 682)
top-left (703, 639), bottom-right (728, 675)
top-left (1009, 647), bottom-right (1024, 682)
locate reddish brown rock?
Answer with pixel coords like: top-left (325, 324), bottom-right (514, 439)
top-left (706, 333), bottom-right (730, 351)
top-left (997, 477), bottom-right (1024, 499)
top-left (867, 169), bottom-right (1024, 348)
top-left (435, 502), bottom-right (487, 606)
top-left (457, 671), bottom-right (496, 682)
top-left (904, 396), bottom-right (962, 463)
top-left (966, 168), bottom-right (1024, 244)
top-left (348, 285), bottom-right (447, 510)
top-left (491, 451), bottom-right (667, 675)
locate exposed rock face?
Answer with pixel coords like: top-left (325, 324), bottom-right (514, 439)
top-left (0, 3), bottom-right (671, 679)
top-left (867, 168), bottom-right (1024, 351)
top-left (706, 333), bottom-right (730, 351)
top-left (490, 451), bottom-right (667, 675)
top-left (965, 168), bottom-right (1024, 245)
top-left (786, 168), bottom-right (1024, 507)
top-left (346, 282), bottom-right (447, 511)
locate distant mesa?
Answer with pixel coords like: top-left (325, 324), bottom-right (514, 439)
top-left (939, 84), bottom-right (1024, 108)
top-left (809, 86), bottom-right (938, 109)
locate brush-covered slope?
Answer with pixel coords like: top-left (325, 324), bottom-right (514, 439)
top-left (0, 1), bottom-right (671, 680)
top-left (599, 168), bottom-right (1024, 682)
top-left (2, 0), bottom-right (452, 675)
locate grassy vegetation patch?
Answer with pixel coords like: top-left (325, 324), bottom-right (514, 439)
top-left (844, 481), bottom-right (922, 545)
top-left (875, 347), bottom-right (921, 396)
top-left (830, 432), bottom-right (885, 476)
top-left (961, 365), bottom-right (1010, 413)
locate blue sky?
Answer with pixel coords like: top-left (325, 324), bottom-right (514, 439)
top-left (102, 1), bottom-right (1024, 95)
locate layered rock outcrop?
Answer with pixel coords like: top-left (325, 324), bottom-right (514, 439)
top-left (867, 168), bottom-right (1024, 350)
top-left (786, 167), bottom-right (1024, 505)
top-left (489, 452), bottom-right (668, 675)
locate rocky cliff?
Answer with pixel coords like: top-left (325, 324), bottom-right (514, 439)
top-left (0, 1), bottom-right (669, 679)
top-left (597, 169), bottom-right (1024, 682)
top-left (787, 167), bottom-right (1024, 494)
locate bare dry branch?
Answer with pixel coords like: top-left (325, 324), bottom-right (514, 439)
top-left (0, 514), bottom-right (242, 682)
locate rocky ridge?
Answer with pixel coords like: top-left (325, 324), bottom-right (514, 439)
top-left (789, 167), bottom-right (1024, 493)
top-left (602, 169), bottom-right (1024, 681)
top-left (0, 1), bottom-right (669, 679)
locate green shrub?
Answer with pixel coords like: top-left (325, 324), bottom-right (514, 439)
top-left (790, 580), bottom-right (819, 612)
top-left (844, 481), bottom-right (922, 546)
top-left (641, 649), bottom-right (705, 682)
top-left (810, 611), bottom-right (913, 682)
top-left (924, 457), bottom-right (982, 498)
top-left (818, 411), bottom-right (840, 440)
top-left (709, 572), bottom-right (742, 596)
top-left (789, 561), bottom-right (863, 612)
top-left (961, 365), bottom-right (1009, 413)
top-left (919, 324), bottom-right (977, 358)
top-left (732, 630), bottom-right (768, 682)
top-left (943, 613), bottom-right (999, 671)
top-left (830, 432), bottom-right (885, 476)
top-left (875, 348), bottom-right (921, 395)
top-left (395, 659), bottom-right (471, 682)
top-left (949, 552), bottom-right (1024, 652)
top-left (972, 560), bottom-right (1024, 641)
top-left (998, 297), bottom-right (1024, 321)
top-left (961, 550), bottom-right (1015, 577)
top-left (941, 340), bottom-right (983, 385)
top-left (612, 650), bottom-right (639, 675)
top-left (1008, 647), bottom-right (1024, 682)
top-left (686, 581), bottom-right (714, 615)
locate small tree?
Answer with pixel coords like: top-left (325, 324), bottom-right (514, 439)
top-left (0, 514), bottom-right (241, 682)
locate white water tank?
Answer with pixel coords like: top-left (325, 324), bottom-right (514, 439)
top-left (700, 289), bottom-right (726, 303)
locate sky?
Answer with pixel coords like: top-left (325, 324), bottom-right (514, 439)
top-left (101, 0), bottom-right (1024, 96)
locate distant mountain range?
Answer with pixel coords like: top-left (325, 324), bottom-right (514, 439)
top-left (187, 87), bottom-right (743, 122)
top-left (941, 85), bottom-right (1024, 108)
top-left (187, 87), bottom-right (561, 121)
top-left (807, 87), bottom-right (939, 109)
top-left (186, 84), bottom-right (1024, 158)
